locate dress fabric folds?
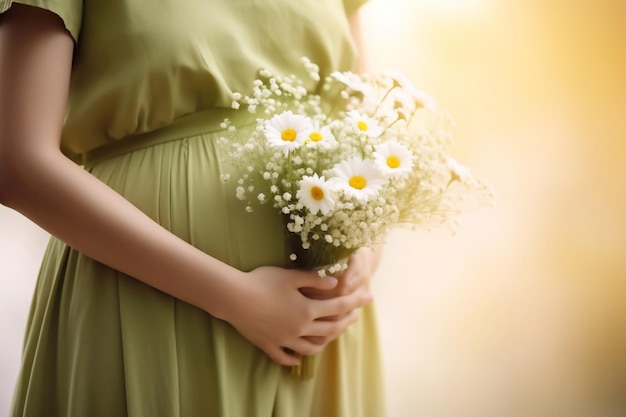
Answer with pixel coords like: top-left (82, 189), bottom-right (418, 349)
top-left (10, 133), bottom-right (387, 417)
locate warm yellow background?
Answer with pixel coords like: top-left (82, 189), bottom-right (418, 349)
top-left (1, 0), bottom-right (625, 415)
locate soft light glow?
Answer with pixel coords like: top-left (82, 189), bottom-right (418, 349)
top-left (365, 0), bottom-right (491, 16)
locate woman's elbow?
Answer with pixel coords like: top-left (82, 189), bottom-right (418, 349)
top-left (0, 155), bottom-right (20, 207)
top-left (0, 148), bottom-right (39, 208)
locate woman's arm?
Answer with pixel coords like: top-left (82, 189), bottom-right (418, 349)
top-left (349, 9), bottom-right (368, 73)
top-left (0, 5), bottom-right (371, 365)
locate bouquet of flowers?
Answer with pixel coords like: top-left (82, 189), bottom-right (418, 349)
top-left (218, 57), bottom-right (493, 378)
top-left (220, 58), bottom-right (492, 271)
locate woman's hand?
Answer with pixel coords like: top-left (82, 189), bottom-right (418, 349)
top-left (220, 266), bottom-right (373, 366)
top-left (300, 246), bottom-right (384, 300)
top-left (295, 246), bottom-right (383, 346)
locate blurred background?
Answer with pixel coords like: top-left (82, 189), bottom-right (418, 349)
top-left (1, 0), bottom-right (625, 415)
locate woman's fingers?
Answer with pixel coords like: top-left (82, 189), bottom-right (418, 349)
top-left (269, 307), bottom-right (363, 362)
top-left (285, 338), bottom-right (327, 357)
top-left (286, 311), bottom-right (360, 355)
top-left (301, 335), bottom-right (327, 345)
top-left (304, 309), bottom-right (361, 341)
top-left (299, 284), bottom-right (340, 300)
top-left (264, 346), bottom-right (301, 366)
top-left (295, 272), bottom-right (338, 291)
top-left (313, 286), bottom-right (373, 319)
top-left (336, 270), bottom-right (360, 296)
top-left (290, 309), bottom-right (361, 355)
top-left (299, 270), bottom-right (362, 299)
top-left (300, 247), bottom-right (382, 300)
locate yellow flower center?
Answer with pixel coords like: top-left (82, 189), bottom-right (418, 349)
top-left (281, 128), bottom-right (297, 142)
top-left (310, 186), bottom-right (325, 201)
top-left (349, 175), bottom-right (367, 190)
top-left (357, 121), bottom-right (368, 131)
top-left (386, 156), bottom-right (401, 169)
top-left (309, 132), bottom-right (323, 142)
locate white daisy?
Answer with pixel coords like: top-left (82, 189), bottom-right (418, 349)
top-left (385, 70), bottom-right (437, 111)
top-left (304, 121), bottom-right (337, 149)
top-left (446, 157), bottom-right (473, 182)
top-left (373, 141), bottom-right (414, 178)
top-left (330, 158), bottom-right (387, 203)
top-left (296, 174), bottom-right (336, 215)
top-left (330, 71), bottom-right (369, 92)
top-left (263, 111), bottom-right (312, 155)
top-left (347, 110), bottom-right (384, 138)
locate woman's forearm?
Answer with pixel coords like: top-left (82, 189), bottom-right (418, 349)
top-left (1, 151), bottom-right (241, 319)
top-left (0, 4), bottom-right (240, 319)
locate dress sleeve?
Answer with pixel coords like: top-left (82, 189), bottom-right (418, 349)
top-left (343, 0), bottom-right (368, 15)
top-left (0, 0), bottom-right (82, 42)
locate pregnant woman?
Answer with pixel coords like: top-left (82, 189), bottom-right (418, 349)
top-left (0, 1), bottom-right (386, 416)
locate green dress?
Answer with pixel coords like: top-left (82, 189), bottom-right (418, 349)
top-left (1, 0), bottom-right (386, 416)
